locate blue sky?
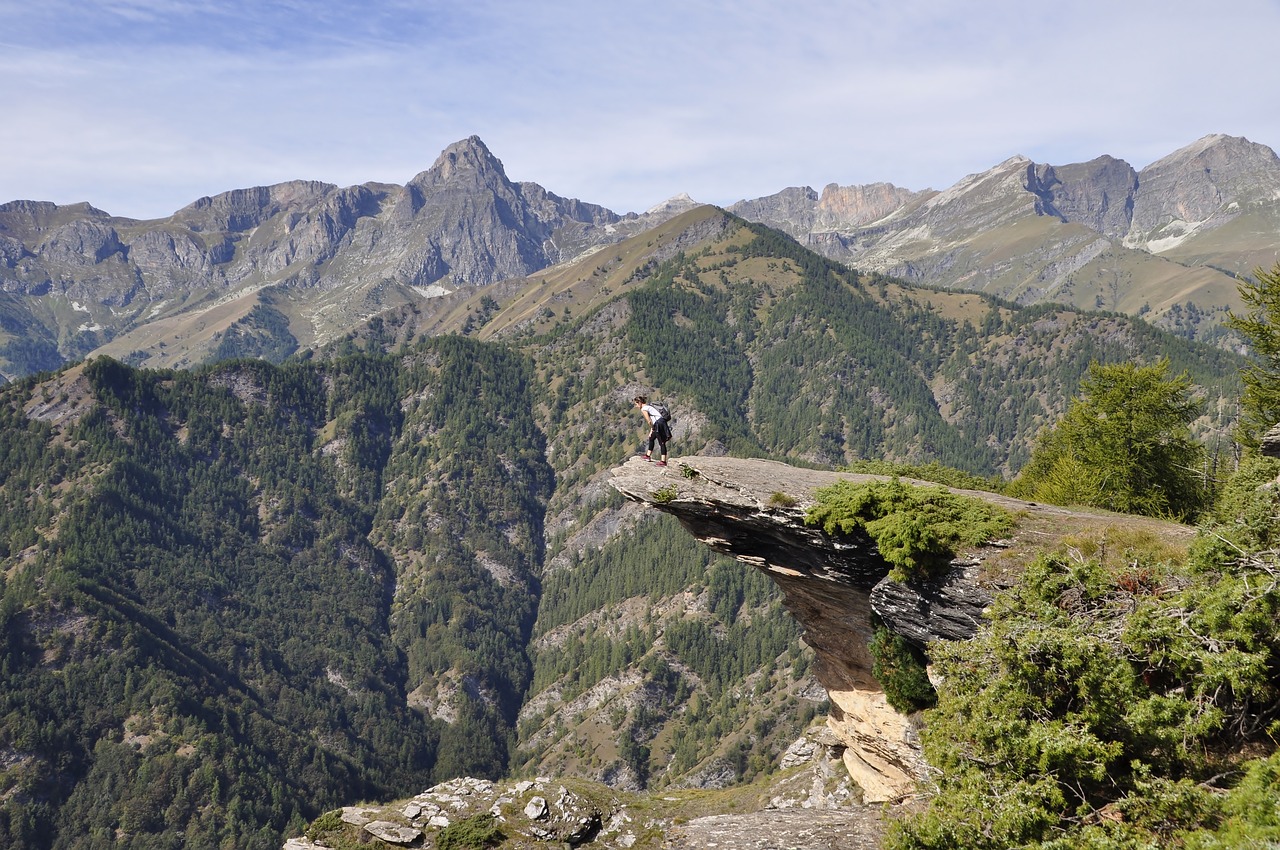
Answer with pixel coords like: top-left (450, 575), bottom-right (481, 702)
top-left (3, 0), bottom-right (1279, 220)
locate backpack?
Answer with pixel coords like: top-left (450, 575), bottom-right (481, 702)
top-left (654, 401), bottom-right (676, 424)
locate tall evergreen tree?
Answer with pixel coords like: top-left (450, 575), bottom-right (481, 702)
top-left (1226, 262), bottom-right (1280, 447)
top-left (1010, 360), bottom-right (1207, 520)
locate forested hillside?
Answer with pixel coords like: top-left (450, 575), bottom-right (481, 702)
top-left (518, 214), bottom-right (1242, 475)
top-left (502, 214), bottom-right (1248, 793)
top-left (0, 215), bottom-right (1252, 848)
top-left (0, 340), bottom-right (553, 848)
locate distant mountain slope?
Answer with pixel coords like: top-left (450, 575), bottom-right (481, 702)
top-left (730, 134), bottom-right (1280, 343)
top-left (0, 138), bottom-right (695, 380)
top-left (1, 134), bottom-right (1274, 380)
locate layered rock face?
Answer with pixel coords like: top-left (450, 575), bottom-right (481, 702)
top-left (609, 455), bottom-right (1195, 802)
top-left (608, 456), bottom-right (962, 801)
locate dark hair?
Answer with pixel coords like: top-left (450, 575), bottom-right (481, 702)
top-left (633, 395), bottom-right (647, 404)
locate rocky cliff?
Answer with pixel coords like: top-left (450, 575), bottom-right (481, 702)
top-left (0, 137), bottom-right (679, 378)
top-left (609, 455), bottom-right (1197, 802)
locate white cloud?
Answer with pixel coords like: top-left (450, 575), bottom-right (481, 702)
top-left (2, 0), bottom-right (1278, 218)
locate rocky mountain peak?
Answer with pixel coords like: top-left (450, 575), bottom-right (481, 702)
top-left (927, 155), bottom-right (1031, 205)
top-left (1138, 133), bottom-right (1280, 210)
top-left (1143, 133), bottom-right (1269, 173)
top-left (645, 192), bottom-right (700, 216)
top-left (1128, 133), bottom-right (1280, 248)
top-left (0, 200), bottom-right (114, 245)
top-left (1027, 154), bottom-right (1139, 237)
top-left (410, 134), bottom-right (510, 190)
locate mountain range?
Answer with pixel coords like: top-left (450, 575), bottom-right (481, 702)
top-left (0, 133), bottom-right (1273, 849)
top-left (732, 134), bottom-right (1280, 334)
top-left (0, 197), bottom-right (1251, 848)
top-left (2, 133), bottom-right (1278, 381)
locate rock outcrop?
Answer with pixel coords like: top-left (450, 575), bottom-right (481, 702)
top-left (609, 455), bottom-right (1196, 802)
top-left (285, 777), bottom-right (611, 850)
top-left (283, 739), bottom-right (873, 850)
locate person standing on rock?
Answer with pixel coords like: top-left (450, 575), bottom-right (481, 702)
top-left (633, 395), bottom-right (671, 466)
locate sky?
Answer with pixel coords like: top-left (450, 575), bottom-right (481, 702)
top-left (2, 0), bottom-right (1279, 220)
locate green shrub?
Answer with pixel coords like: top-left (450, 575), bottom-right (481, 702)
top-left (805, 478), bottom-right (1013, 581)
top-left (768, 491), bottom-right (798, 508)
top-left (885, 534), bottom-right (1280, 850)
top-left (304, 810), bottom-right (344, 839)
top-left (437, 813), bottom-right (504, 850)
top-left (653, 484), bottom-right (678, 504)
top-left (304, 810), bottom-right (360, 848)
top-left (868, 625), bottom-right (936, 712)
top-left (1008, 360), bottom-right (1207, 521)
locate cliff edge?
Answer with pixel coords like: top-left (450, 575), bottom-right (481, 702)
top-left (609, 455), bottom-right (1196, 802)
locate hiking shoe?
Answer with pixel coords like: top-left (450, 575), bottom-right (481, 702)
top-left (643, 454), bottom-right (652, 462)
top-left (655, 461), bottom-right (667, 467)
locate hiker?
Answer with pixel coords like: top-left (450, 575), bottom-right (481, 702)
top-left (633, 395), bottom-right (671, 466)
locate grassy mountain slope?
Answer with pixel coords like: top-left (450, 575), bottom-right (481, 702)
top-left (728, 135), bottom-right (1280, 345)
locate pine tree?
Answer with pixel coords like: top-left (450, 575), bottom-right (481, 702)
top-left (1010, 360), bottom-right (1207, 520)
top-left (1226, 262), bottom-right (1280, 447)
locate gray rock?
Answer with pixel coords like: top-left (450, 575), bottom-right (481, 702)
top-left (869, 567), bottom-right (992, 646)
top-left (524, 795), bottom-right (549, 820)
top-left (1262, 423), bottom-right (1280, 458)
top-left (363, 820), bottom-right (421, 844)
top-left (339, 806), bottom-right (379, 826)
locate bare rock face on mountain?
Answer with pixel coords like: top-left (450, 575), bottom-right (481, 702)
top-left (1127, 134), bottom-right (1280, 253)
top-left (1028, 155), bottom-right (1139, 238)
top-left (387, 136), bottom-right (618, 287)
top-left (731, 182), bottom-right (921, 237)
top-left (0, 136), bottom-right (676, 379)
top-left (610, 455), bottom-right (1196, 803)
top-left (729, 134), bottom-right (1280, 340)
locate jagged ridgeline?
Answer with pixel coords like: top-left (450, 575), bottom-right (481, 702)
top-left (0, 208), bottom-right (1250, 849)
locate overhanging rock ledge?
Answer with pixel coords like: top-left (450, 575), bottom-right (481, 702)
top-left (608, 454), bottom-right (1196, 803)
